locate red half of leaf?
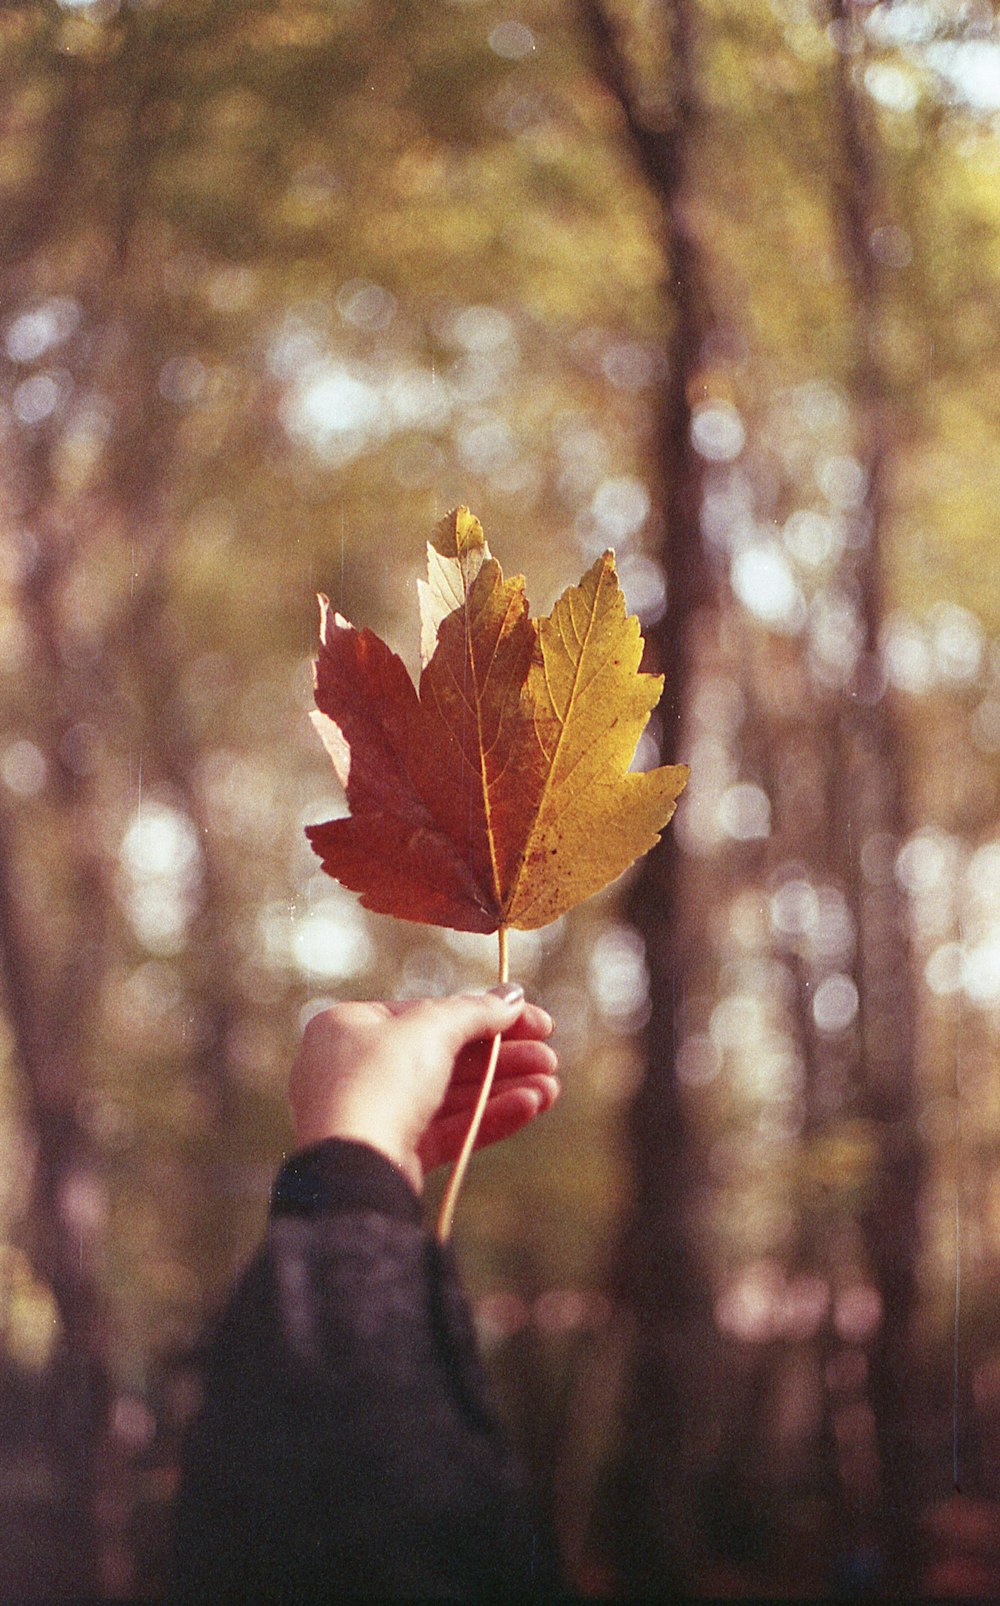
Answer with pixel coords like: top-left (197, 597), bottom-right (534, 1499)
top-left (306, 601), bottom-right (499, 933)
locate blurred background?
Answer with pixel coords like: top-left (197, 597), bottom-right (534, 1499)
top-left (0, 0), bottom-right (998, 1596)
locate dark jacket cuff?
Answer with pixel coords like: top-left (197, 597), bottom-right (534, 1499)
top-left (270, 1138), bottom-right (422, 1225)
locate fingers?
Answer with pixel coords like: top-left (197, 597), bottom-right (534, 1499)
top-left (492, 1000), bottom-right (554, 1041)
top-left (383, 992), bottom-right (551, 1036)
top-left (438, 1040), bottom-right (559, 1108)
top-left (447, 1004), bottom-right (553, 1085)
top-left (451, 1018), bottom-right (555, 1084)
top-left (413, 986), bottom-right (530, 1054)
top-left (418, 1075), bottom-right (560, 1172)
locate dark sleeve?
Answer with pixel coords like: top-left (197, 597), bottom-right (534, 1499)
top-left (170, 1140), bottom-right (558, 1602)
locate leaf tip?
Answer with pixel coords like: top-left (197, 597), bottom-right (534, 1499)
top-left (433, 506), bottom-right (487, 560)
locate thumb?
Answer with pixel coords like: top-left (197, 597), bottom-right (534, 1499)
top-left (429, 983), bottom-right (525, 1051)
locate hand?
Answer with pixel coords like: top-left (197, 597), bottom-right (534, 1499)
top-left (290, 988), bottom-right (559, 1192)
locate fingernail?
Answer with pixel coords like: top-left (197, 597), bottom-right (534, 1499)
top-left (489, 981), bottom-right (524, 1007)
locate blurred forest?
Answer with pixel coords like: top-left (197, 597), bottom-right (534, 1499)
top-left (0, 0), bottom-right (999, 1596)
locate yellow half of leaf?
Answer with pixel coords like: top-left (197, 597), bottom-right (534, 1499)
top-left (502, 551), bottom-right (689, 930)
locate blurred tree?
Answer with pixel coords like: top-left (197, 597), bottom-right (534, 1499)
top-left (820, 0), bottom-right (924, 1588)
top-left (577, 0), bottom-right (718, 1591)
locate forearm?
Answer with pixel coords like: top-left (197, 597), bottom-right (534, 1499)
top-left (171, 1141), bottom-right (554, 1601)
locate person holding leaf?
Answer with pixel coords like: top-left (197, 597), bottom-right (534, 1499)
top-left (170, 985), bottom-right (563, 1601)
top-left (172, 511), bottom-right (687, 1599)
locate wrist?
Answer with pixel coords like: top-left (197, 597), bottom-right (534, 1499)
top-left (293, 1098), bottom-right (421, 1191)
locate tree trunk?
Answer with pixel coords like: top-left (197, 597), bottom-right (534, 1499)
top-left (0, 802), bottom-right (108, 1596)
top-left (577, 1), bottom-right (717, 1590)
top-left (824, 0), bottom-right (924, 1588)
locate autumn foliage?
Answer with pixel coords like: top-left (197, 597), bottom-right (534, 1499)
top-left (307, 508), bottom-right (688, 935)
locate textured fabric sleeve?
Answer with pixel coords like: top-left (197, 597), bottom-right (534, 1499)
top-left (170, 1140), bottom-right (557, 1602)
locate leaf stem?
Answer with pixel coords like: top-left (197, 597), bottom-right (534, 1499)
top-left (436, 925), bottom-right (509, 1242)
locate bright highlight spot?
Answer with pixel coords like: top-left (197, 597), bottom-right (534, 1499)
top-left (864, 62), bottom-right (919, 113)
top-left (812, 973), bottom-right (859, 1033)
top-left (446, 305), bottom-right (516, 352)
top-left (882, 613), bottom-right (932, 694)
top-left (816, 454), bottom-right (865, 510)
top-left (718, 782), bottom-right (771, 841)
top-left (0, 740), bottom-right (47, 797)
top-left (925, 942), bottom-right (963, 996)
top-left (336, 280), bottom-right (396, 330)
top-left (13, 374), bottom-right (62, 425)
top-left (895, 830), bottom-right (954, 895)
top-left (5, 298), bottom-right (80, 363)
top-left (731, 545), bottom-right (804, 632)
top-left (120, 802), bottom-right (201, 954)
top-left (588, 924), bottom-right (648, 1025)
top-left (691, 400), bottom-right (745, 462)
top-left (489, 21), bottom-right (537, 58)
top-left (783, 509), bottom-right (845, 568)
top-left (591, 477), bottom-right (650, 543)
top-left (929, 602), bottom-right (983, 685)
top-left (122, 805), bottom-right (199, 879)
top-left (962, 934), bottom-right (1000, 1006)
top-left (925, 41), bottom-right (1000, 112)
top-left (771, 879), bottom-right (820, 938)
top-left (618, 555), bottom-right (666, 625)
top-left (292, 907), bottom-right (374, 980)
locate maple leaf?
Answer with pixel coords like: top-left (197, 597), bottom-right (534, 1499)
top-left (306, 508), bottom-right (688, 934)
